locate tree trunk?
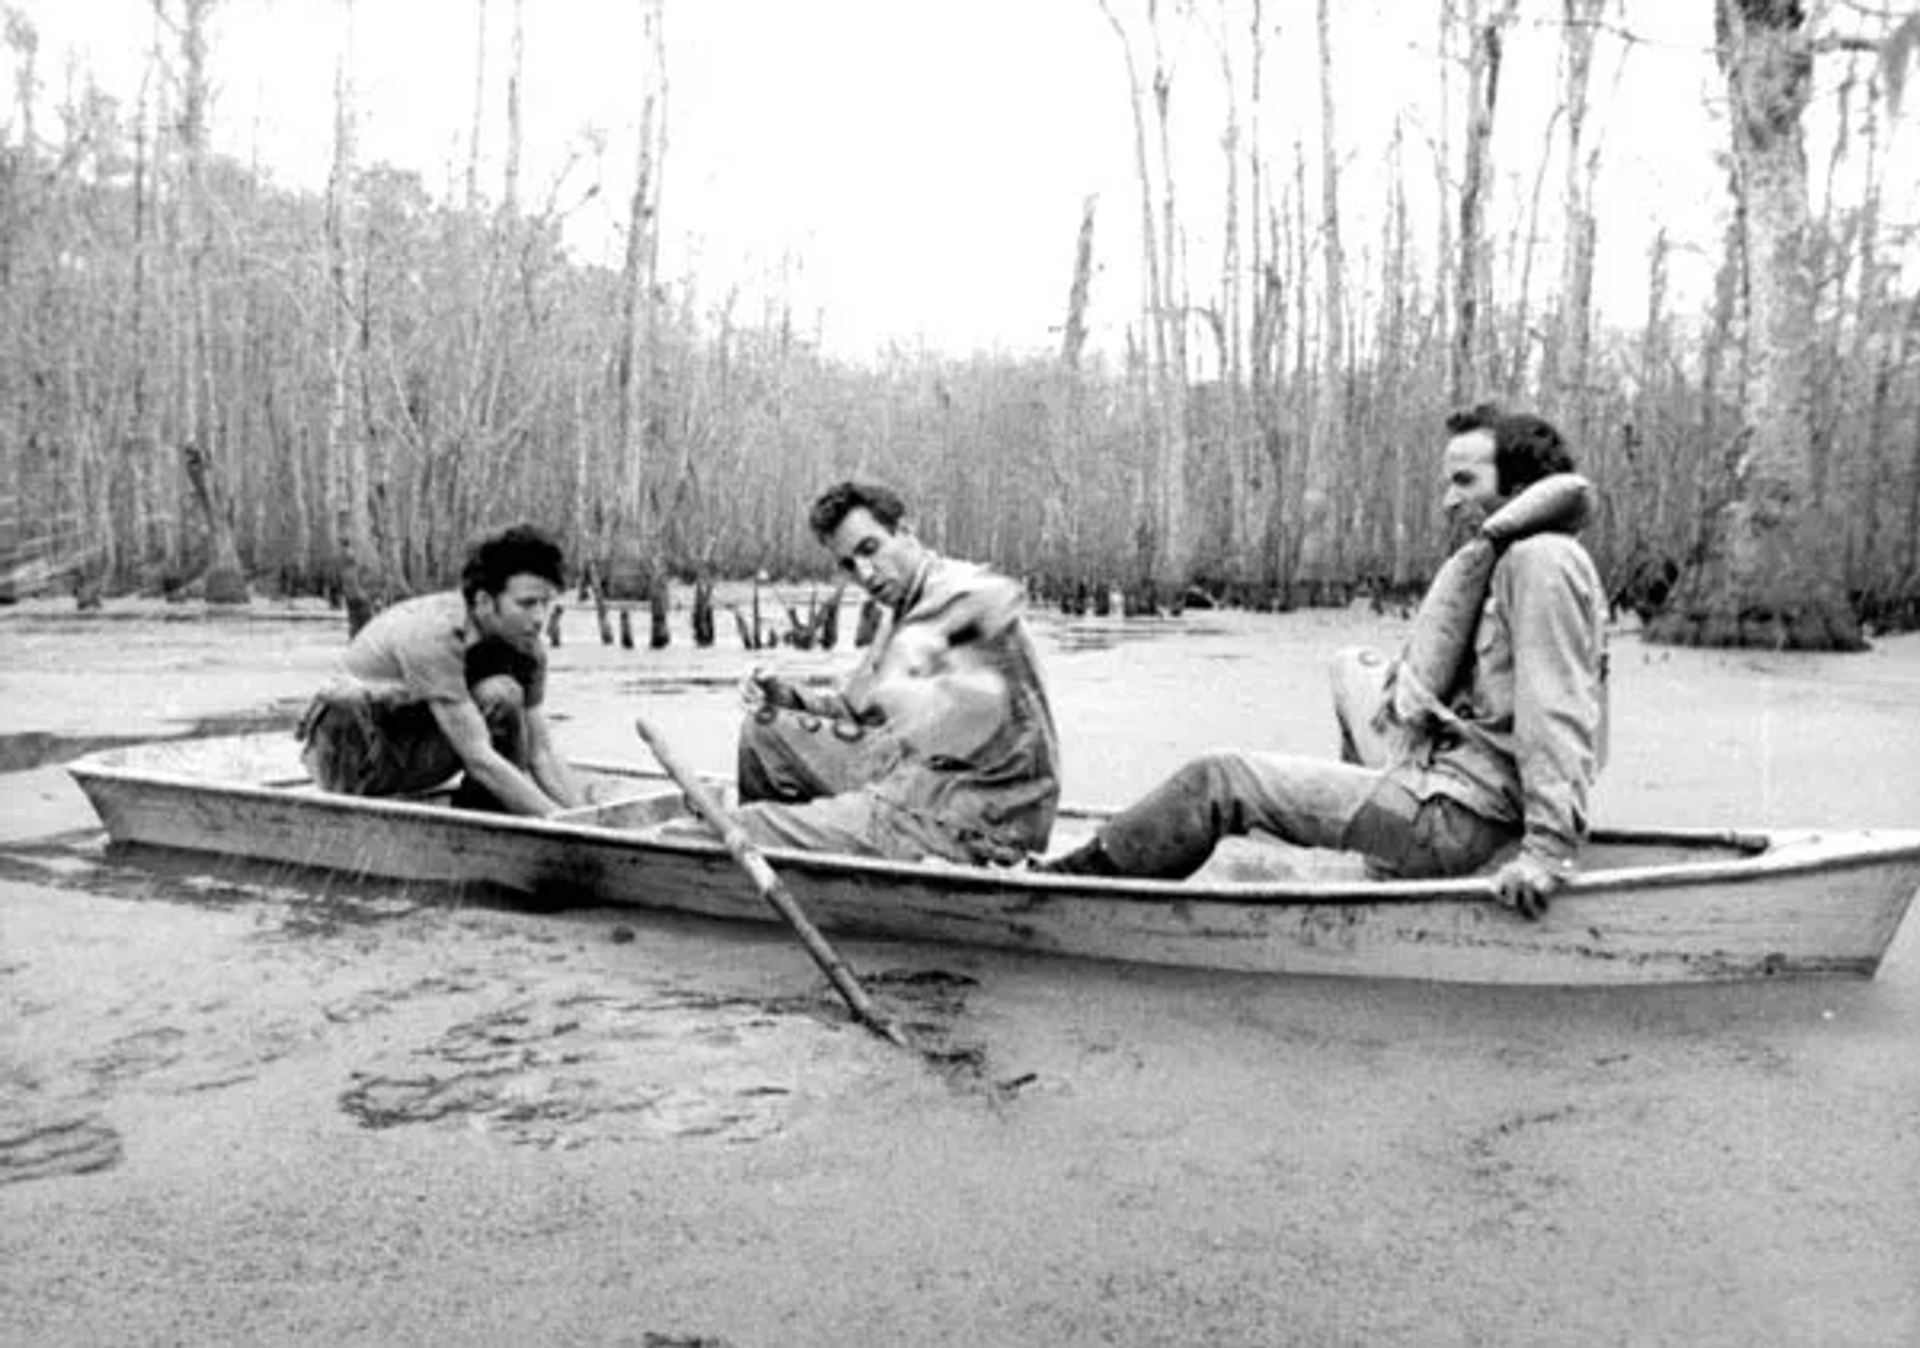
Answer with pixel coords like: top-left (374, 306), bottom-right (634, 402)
top-left (1212, 9), bottom-right (1246, 578)
top-left (176, 0), bottom-right (246, 603)
top-left (1239, 0), bottom-right (1280, 597)
top-left (1450, 0), bottom-right (1518, 407)
top-left (501, 0), bottom-right (523, 220)
top-left (1648, 0), bottom-right (1862, 651)
top-left (1863, 295), bottom-right (1918, 608)
top-left (326, 0), bottom-right (369, 630)
top-left (1100, 0), bottom-right (1191, 602)
top-left (610, 1), bottom-right (667, 597)
top-left (1046, 193), bottom-right (1096, 585)
top-left (1433, 0), bottom-right (1455, 387)
top-left (1544, 0), bottom-right (1603, 437)
top-left (465, 0), bottom-right (487, 214)
top-left (1383, 115), bottom-right (1415, 589)
top-left (1149, 23), bottom-right (1191, 598)
top-left (1295, 0), bottom-right (1344, 602)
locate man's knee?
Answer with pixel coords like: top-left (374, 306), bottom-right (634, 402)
top-left (735, 795), bottom-right (885, 857)
top-left (302, 694), bottom-right (454, 797)
top-left (471, 673), bottom-right (527, 720)
top-left (737, 709), bottom-right (780, 757)
top-left (736, 712), bottom-right (793, 802)
top-left (1181, 749), bottom-right (1262, 801)
top-left (1329, 645), bottom-right (1388, 706)
top-left (471, 675), bottom-right (530, 766)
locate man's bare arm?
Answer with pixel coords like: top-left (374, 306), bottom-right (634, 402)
top-left (525, 707), bottom-right (584, 808)
top-left (429, 698), bottom-right (563, 816)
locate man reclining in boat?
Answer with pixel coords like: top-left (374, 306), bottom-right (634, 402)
top-left (297, 523), bottom-right (585, 817)
top-left (1038, 404), bottom-right (1607, 920)
top-left (728, 481), bottom-right (1061, 865)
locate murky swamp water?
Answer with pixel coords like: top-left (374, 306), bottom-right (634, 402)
top-left (3, 597), bottom-right (1919, 1345)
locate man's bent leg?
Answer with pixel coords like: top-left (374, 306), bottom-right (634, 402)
top-left (301, 693), bottom-right (459, 797)
top-left (736, 709), bottom-right (902, 804)
top-left (732, 790), bottom-right (969, 863)
top-left (449, 674), bottom-right (533, 812)
top-left (1339, 776), bottom-right (1517, 879)
top-left (1048, 751), bottom-right (1383, 880)
top-left (1330, 647), bottom-right (1408, 769)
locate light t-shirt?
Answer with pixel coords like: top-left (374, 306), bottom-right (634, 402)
top-left (337, 590), bottom-right (547, 709)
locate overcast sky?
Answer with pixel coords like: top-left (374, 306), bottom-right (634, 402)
top-left (13, 1), bottom-right (1906, 363)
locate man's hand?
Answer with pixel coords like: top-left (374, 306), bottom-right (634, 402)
top-left (740, 666), bottom-right (802, 716)
top-left (1490, 851), bottom-right (1571, 920)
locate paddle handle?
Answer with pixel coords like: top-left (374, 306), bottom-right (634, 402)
top-left (634, 717), bottom-right (908, 1048)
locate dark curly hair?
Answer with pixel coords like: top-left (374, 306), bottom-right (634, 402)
top-left (1444, 403), bottom-right (1575, 495)
top-left (460, 523), bottom-right (566, 603)
top-left (808, 481), bottom-right (908, 541)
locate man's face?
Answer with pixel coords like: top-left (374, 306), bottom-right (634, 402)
top-left (471, 573), bottom-right (559, 650)
top-left (826, 507), bottom-right (922, 607)
top-left (1441, 428), bottom-right (1504, 542)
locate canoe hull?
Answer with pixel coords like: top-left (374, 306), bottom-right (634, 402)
top-left (67, 734), bottom-right (1920, 986)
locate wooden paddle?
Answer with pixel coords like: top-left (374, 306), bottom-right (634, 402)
top-left (633, 716), bottom-right (909, 1049)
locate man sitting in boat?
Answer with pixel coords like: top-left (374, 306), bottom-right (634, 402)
top-left (1038, 404), bottom-right (1607, 920)
top-left (297, 523), bottom-right (584, 817)
top-left (730, 481), bottom-right (1061, 865)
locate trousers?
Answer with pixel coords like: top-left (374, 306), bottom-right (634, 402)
top-left (1089, 648), bottom-right (1516, 881)
top-left (730, 706), bottom-right (1005, 863)
top-left (299, 673), bottom-right (530, 808)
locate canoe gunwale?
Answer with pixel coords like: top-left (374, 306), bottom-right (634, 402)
top-left (66, 747), bottom-right (1920, 910)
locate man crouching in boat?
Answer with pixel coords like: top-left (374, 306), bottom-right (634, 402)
top-left (297, 523), bottom-right (584, 817)
top-left (730, 481), bottom-right (1061, 865)
top-left (1037, 405), bottom-right (1606, 920)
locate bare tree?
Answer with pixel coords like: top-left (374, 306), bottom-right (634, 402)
top-left (1244, 0), bottom-right (1285, 593)
top-left (610, 0), bottom-right (669, 593)
top-left (465, 0), bottom-right (487, 214)
top-left (324, 0), bottom-right (370, 628)
top-left (168, 0), bottom-right (247, 602)
top-left (501, 0), bottom-right (523, 220)
top-left (1451, 0), bottom-right (1520, 407)
top-left (1045, 193), bottom-right (1098, 583)
top-left (1099, 0), bottom-right (1194, 601)
top-left (1649, 0), bottom-right (1863, 649)
top-left (1293, 0), bottom-right (1344, 602)
top-left (1542, 0), bottom-right (1606, 436)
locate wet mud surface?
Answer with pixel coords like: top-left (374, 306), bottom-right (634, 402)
top-left (2, 726), bottom-right (1016, 1220)
top-left (0, 703), bottom-right (306, 773)
top-left (0, 827), bottom-right (1010, 1191)
top-left (5, 598), bottom-right (1920, 1345)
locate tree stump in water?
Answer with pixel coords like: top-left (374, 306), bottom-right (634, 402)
top-left (203, 568), bottom-right (248, 605)
top-left (74, 570), bottom-right (104, 612)
top-left (692, 576), bottom-right (716, 647)
top-left (818, 592), bottom-right (840, 649)
top-left (1647, 600), bottom-right (1865, 652)
top-left (1122, 581), bottom-right (1158, 618)
top-left (1644, 510), bottom-right (1866, 652)
top-left (344, 592), bottom-right (376, 639)
top-left (648, 574), bottom-right (671, 649)
top-left (583, 567), bottom-right (615, 645)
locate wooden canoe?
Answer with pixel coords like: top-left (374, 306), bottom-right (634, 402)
top-left (67, 732), bottom-right (1920, 986)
